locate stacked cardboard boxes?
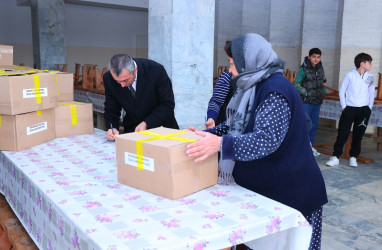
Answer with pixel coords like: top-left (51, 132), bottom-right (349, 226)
top-left (0, 44), bottom-right (94, 151)
top-left (53, 70), bottom-right (93, 138)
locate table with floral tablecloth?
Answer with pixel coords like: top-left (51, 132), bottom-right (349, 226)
top-left (320, 100), bottom-right (382, 127)
top-left (0, 129), bottom-right (311, 250)
top-left (74, 90), bottom-right (105, 113)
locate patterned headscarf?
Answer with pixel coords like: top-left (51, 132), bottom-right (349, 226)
top-left (219, 33), bottom-right (284, 185)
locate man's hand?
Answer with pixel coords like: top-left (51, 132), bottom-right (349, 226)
top-left (205, 118), bottom-right (215, 129)
top-left (186, 130), bottom-right (221, 162)
top-left (106, 128), bottom-right (119, 141)
top-left (135, 121), bottom-right (148, 132)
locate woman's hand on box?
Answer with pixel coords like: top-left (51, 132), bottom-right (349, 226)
top-left (186, 130), bottom-right (221, 163)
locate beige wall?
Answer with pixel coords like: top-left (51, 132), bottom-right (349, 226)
top-left (11, 43), bottom-right (148, 73)
top-left (338, 47), bottom-right (381, 89)
top-left (66, 46), bottom-right (148, 73)
top-left (273, 47), bottom-right (301, 72)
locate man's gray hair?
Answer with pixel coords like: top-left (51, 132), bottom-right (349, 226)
top-left (109, 54), bottom-right (135, 76)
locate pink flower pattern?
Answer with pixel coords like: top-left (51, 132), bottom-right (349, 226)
top-left (58, 200), bottom-right (67, 205)
top-left (122, 194), bottom-right (140, 201)
top-left (240, 202), bottom-right (258, 210)
top-left (161, 218), bottom-right (180, 228)
top-left (191, 240), bottom-right (208, 250)
top-left (94, 175), bottom-right (108, 180)
top-left (115, 230), bottom-right (140, 240)
top-left (85, 229), bottom-right (97, 235)
top-left (139, 206), bottom-right (158, 213)
top-left (240, 214), bottom-right (249, 220)
top-left (56, 180), bottom-right (73, 186)
top-left (203, 211), bottom-right (225, 220)
top-left (266, 216), bottom-right (281, 234)
top-left (82, 167), bottom-right (97, 173)
top-left (179, 198), bottom-right (196, 205)
top-left (210, 190), bottom-right (230, 197)
top-left (84, 201), bottom-right (102, 209)
top-left (95, 214), bottom-right (120, 223)
top-left (157, 235), bottom-right (167, 240)
top-left (70, 190), bottom-right (87, 196)
top-left (107, 184), bottom-right (121, 189)
top-left (133, 218), bottom-right (148, 223)
top-left (228, 229), bottom-right (246, 244)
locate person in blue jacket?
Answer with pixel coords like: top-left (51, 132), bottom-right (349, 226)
top-left (205, 41), bottom-right (236, 129)
top-left (186, 34), bottom-right (327, 250)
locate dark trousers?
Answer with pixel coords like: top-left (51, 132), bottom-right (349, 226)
top-left (333, 106), bottom-right (371, 158)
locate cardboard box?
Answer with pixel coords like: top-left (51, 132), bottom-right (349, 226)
top-left (0, 71), bottom-right (58, 115)
top-left (54, 101), bottom-right (93, 138)
top-left (116, 127), bottom-right (218, 200)
top-left (57, 72), bottom-right (74, 101)
top-left (0, 66), bottom-right (73, 102)
top-left (0, 109), bottom-right (55, 151)
top-left (0, 44), bottom-right (13, 66)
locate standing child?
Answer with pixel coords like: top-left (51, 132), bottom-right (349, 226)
top-left (326, 53), bottom-right (375, 167)
top-left (293, 48), bottom-right (326, 156)
top-left (205, 41), bottom-right (237, 129)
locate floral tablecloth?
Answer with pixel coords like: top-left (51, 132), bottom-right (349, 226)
top-left (74, 90), bottom-right (105, 113)
top-left (320, 100), bottom-right (382, 127)
top-left (0, 129), bottom-right (311, 250)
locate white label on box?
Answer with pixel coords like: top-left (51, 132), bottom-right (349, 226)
top-left (0, 48), bottom-right (13, 53)
top-left (23, 88), bottom-right (48, 98)
top-left (27, 121), bottom-right (47, 135)
top-left (124, 152), bottom-right (155, 172)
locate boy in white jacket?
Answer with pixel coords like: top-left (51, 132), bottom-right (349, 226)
top-left (326, 53), bottom-right (375, 167)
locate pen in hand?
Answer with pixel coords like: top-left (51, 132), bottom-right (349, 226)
top-left (110, 123), bottom-right (114, 135)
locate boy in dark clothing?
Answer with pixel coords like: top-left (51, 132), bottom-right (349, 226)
top-left (293, 48), bottom-right (326, 156)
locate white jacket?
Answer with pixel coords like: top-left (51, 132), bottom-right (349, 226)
top-left (339, 68), bottom-right (375, 110)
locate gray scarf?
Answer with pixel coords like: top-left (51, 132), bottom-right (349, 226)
top-left (218, 34), bottom-right (284, 185)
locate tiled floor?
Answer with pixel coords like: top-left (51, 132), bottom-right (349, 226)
top-left (314, 127), bottom-right (382, 250)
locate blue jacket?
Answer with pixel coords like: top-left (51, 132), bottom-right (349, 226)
top-left (231, 73), bottom-right (327, 217)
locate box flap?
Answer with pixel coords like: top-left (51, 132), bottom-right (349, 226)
top-left (117, 126), bottom-right (201, 148)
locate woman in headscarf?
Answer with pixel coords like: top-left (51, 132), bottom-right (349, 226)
top-left (186, 34), bottom-right (327, 250)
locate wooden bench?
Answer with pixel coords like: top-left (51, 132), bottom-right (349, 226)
top-left (0, 194), bottom-right (38, 250)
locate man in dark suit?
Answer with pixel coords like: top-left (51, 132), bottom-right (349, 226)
top-left (104, 54), bottom-right (179, 141)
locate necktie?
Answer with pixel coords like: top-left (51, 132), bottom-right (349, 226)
top-left (128, 86), bottom-right (136, 98)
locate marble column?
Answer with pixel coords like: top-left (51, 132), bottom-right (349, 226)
top-left (30, 0), bottom-right (66, 70)
top-left (148, 0), bottom-right (215, 129)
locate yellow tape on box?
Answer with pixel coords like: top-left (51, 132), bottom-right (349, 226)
top-left (0, 66), bottom-right (60, 98)
top-left (136, 130), bottom-right (196, 171)
top-left (58, 102), bottom-right (81, 125)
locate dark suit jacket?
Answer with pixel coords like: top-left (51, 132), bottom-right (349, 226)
top-left (103, 58), bottom-right (179, 133)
